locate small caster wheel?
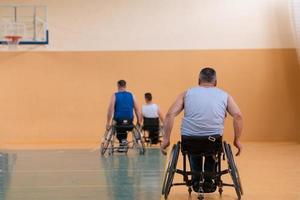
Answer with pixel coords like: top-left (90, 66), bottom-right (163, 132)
top-left (188, 187), bottom-right (192, 195)
top-left (197, 194), bottom-right (204, 200)
top-left (197, 187), bottom-right (204, 200)
top-left (218, 187), bottom-right (223, 195)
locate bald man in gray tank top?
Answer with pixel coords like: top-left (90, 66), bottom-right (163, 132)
top-left (161, 67), bottom-right (243, 192)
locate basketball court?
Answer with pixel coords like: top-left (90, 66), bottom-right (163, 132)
top-left (0, 149), bottom-right (165, 200)
top-left (0, 1), bottom-right (300, 200)
top-left (0, 143), bottom-right (299, 200)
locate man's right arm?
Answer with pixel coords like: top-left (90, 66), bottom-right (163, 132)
top-left (227, 95), bottom-right (243, 156)
top-left (161, 91), bottom-right (186, 154)
top-left (106, 94), bottom-right (115, 130)
top-left (133, 96), bottom-right (142, 125)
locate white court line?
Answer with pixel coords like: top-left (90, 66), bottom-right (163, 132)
top-left (90, 146), bottom-right (162, 152)
top-left (13, 169), bottom-right (164, 173)
top-left (89, 147), bottom-right (99, 152)
top-left (9, 185), bottom-right (161, 189)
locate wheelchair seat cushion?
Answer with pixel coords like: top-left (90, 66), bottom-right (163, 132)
top-left (142, 117), bottom-right (160, 133)
top-left (181, 135), bottom-right (222, 155)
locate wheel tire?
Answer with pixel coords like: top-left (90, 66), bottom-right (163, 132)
top-left (218, 187), bottom-right (223, 196)
top-left (133, 127), bottom-right (145, 155)
top-left (137, 140), bottom-right (145, 155)
top-left (100, 141), bottom-right (108, 155)
top-left (224, 142), bottom-right (243, 200)
top-left (188, 187), bottom-right (192, 195)
top-left (161, 142), bottom-right (180, 199)
top-left (228, 144), bottom-right (244, 195)
top-left (100, 128), bottom-right (113, 155)
top-left (197, 193), bottom-right (204, 200)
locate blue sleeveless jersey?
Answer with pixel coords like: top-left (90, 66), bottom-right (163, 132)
top-left (114, 91), bottom-right (134, 120)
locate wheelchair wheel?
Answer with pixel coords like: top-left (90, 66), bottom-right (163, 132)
top-left (224, 142), bottom-right (243, 200)
top-left (162, 142), bottom-right (180, 199)
top-left (158, 126), bottom-right (164, 146)
top-left (100, 127), bottom-right (113, 155)
top-left (108, 134), bottom-right (115, 155)
top-left (141, 130), bottom-right (150, 147)
top-left (133, 127), bottom-right (145, 155)
top-left (137, 140), bottom-right (145, 155)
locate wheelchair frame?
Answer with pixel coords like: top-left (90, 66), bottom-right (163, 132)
top-left (162, 141), bottom-right (243, 200)
top-left (100, 124), bottom-right (145, 155)
top-left (141, 125), bottom-right (164, 146)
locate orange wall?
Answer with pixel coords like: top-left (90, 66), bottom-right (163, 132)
top-left (0, 49), bottom-right (299, 148)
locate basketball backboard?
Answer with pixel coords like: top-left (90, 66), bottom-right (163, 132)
top-left (0, 5), bottom-right (48, 45)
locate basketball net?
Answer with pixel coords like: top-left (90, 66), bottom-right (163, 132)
top-left (1, 23), bottom-right (25, 50)
top-left (4, 35), bottom-right (22, 50)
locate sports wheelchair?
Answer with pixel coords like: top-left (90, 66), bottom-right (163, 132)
top-left (142, 117), bottom-right (164, 146)
top-left (162, 135), bottom-right (243, 200)
top-left (100, 119), bottom-right (145, 155)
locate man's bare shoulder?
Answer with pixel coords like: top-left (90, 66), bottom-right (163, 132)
top-left (110, 93), bottom-right (116, 100)
top-left (177, 91), bottom-right (187, 99)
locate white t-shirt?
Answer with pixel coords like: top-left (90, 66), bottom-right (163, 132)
top-left (142, 103), bottom-right (159, 118)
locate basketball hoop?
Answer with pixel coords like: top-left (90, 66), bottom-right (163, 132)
top-left (3, 35), bottom-right (22, 50)
top-left (1, 22), bottom-right (25, 50)
top-left (4, 35), bottom-right (22, 45)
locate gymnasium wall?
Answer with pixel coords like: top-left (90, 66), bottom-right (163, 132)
top-left (0, 0), bottom-right (296, 51)
top-left (0, 49), bottom-right (299, 148)
top-left (0, 0), bottom-right (300, 148)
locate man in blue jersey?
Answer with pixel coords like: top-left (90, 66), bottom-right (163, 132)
top-left (106, 80), bottom-right (142, 151)
top-left (161, 68), bottom-right (243, 192)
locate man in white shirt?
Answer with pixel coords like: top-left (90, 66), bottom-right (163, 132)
top-left (142, 93), bottom-right (164, 144)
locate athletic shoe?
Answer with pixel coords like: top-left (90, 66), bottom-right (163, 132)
top-left (118, 140), bottom-right (128, 152)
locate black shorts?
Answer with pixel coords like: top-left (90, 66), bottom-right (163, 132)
top-left (181, 135), bottom-right (222, 155)
top-left (114, 119), bottom-right (134, 132)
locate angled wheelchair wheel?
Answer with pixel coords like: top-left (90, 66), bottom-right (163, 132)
top-left (224, 142), bottom-right (243, 200)
top-left (162, 142), bottom-right (180, 199)
top-left (108, 133), bottom-right (115, 155)
top-left (141, 130), bottom-right (152, 147)
top-left (133, 127), bottom-right (145, 155)
top-left (137, 140), bottom-right (145, 155)
top-left (100, 127), bottom-right (113, 155)
top-left (159, 126), bottom-right (165, 137)
top-left (158, 126), bottom-right (164, 146)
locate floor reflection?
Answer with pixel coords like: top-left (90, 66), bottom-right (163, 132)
top-left (0, 152), bottom-right (15, 200)
top-left (0, 149), bottom-right (165, 200)
top-left (99, 148), bottom-right (165, 200)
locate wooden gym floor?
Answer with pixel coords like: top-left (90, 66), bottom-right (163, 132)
top-left (0, 143), bottom-right (299, 200)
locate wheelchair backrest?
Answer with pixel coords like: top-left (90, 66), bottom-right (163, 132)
top-left (143, 117), bottom-right (160, 131)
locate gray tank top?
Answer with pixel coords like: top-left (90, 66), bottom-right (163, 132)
top-left (181, 87), bottom-right (228, 136)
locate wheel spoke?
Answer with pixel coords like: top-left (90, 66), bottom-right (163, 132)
top-left (100, 128), bottom-right (113, 155)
